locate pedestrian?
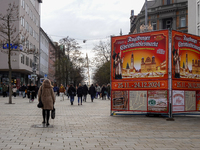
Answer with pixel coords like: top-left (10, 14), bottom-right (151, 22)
top-left (89, 84), bottom-right (96, 102)
top-left (82, 84), bottom-right (88, 102)
top-left (101, 85), bottom-right (107, 100)
top-left (20, 84), bottom-right (27, 98)
top-left (95, 84), bottom-right (101, 99)
top-left (12, 84), bottom-right (17, 98)
top-left (29, 83), bottom-right (35, 101)
top-left (27, 84), bottom-right (30, 99)
top-left (66, 84), bottom-right (70, 99)
top-left (59, 84), bottom-right (65, 101)
top-left (18, 85), bottom-right (22, 97)
top-left (2, 84), bottom-right (8, 97)
top-left (38, 79), bottom-right (55, 127)
top-left (67, 84), bottom-right (76, 105)
top-left (53, 83), bottom-right (59, 100)
top-left (107, 84), bottom-right (111, 100)
top-left (35, 84), bottom-right (39, 98)
top-left (77, 83), bottom-right (83, 105)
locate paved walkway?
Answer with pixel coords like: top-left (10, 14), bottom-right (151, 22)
top-left (0, 95), bottom-right (200, 150)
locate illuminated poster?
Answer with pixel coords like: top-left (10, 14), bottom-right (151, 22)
top-left (185, 91), bottom-right (196, 111)
top-left (129, 91), bottom-right (147, 111)
top-left (172, 90), bottom-right (184, 112)
top-left (197, 91), bottom-right (200, 111)
top-left (172, 30), bottom-right (200, 80)
top-left (112, 91), bottom-right (128, 110)
top-left (111, 30), bottom-right (168, 80)
top-left (147, 90), bottom-right (168, 112)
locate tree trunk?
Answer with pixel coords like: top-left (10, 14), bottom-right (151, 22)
top-left (8, 15), bottom-right (12, 104)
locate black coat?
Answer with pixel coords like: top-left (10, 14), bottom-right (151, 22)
top-left (101, 86), bottom-right (107, 96)
top-left (77, 86), bottom-right (83, 97)
top-left (68, 86), bottom-right (76, 96)
top-left (89, 85), bottom-right (96, 96)
top-left (82, 85), bottom-right (88, 95)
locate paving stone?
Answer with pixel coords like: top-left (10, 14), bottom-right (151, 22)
top-left (0, 96), bottom-right (200, 149)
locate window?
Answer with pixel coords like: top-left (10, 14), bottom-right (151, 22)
top-left (152, 22), bottom-right (157, 30)
top-left (21, 54), bottom-right (24, 64)
top-left (26, 40), bottom-right (29, 49)
top-left (21, 17), bottom-right (24, 27)
top-left (29, 26), bottom-right (33, 36)
top-left (180, 17), bottom-right (186, 27)
top-left (165, 0), bottom-right (171, 5)
top-left (26, 56), bottom-right (29, 66)
top-left (21, 0), bottom-right (25, 8)
top-left (25, 21), bottom-right (29, 32)
top-left (30, 59), bottom-right (32, 67)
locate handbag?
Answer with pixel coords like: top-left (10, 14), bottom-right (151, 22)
top-left (37, 87), bottom-right (43, 108)
top-left (51, 107), bottom-right (55, 119)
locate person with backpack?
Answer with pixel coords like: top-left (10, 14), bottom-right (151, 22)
top-left (67, 84), bottom-right (76, 105)
top-left (77, 83), bottom-right (83, 105)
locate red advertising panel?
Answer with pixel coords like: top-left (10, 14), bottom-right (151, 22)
top-left (111, 30), bottom-right (169, 113)
top-left (172, 30), bottom-right (200, 81)
top-left (111, 30), bottom-right (169, 81)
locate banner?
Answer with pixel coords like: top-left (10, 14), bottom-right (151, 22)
top-left (172, 90), bottom-right (185, 112)
top-left (185, 91), bottom-right (196, 111)
top-left (129, 91), bottom-right (147, 111)
top-left (172, 30), bottom-right (200, 81)
top-left (147, 90), bottom-right (168, 112)
top-left (112, 91), bottom-right (128, 110)
top-left (111, 30), bottom-right (168, 81)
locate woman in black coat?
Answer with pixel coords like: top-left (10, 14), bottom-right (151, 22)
top-left (101, 85), bottom-right (107, 100)
top-left (89, 84), bottom-right (96, 102)
top-left (77, 83), bottom-right (83, 105)
top-left (82, 84), bottom-right (88, 102)
top-left (67, 84), bottom-right (76, 105)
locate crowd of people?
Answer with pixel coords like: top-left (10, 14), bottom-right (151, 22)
top-left (2, 83), bottom-right (39, 101)
top-left (1, 81), bottom-right (110, 126)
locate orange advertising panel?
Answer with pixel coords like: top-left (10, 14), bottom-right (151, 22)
top-left (112, 80), bottom-right (168, 90)
top-left (172, 30), bottom-right (200, 81)
top-left (111, 30), bottom-right (169, 81)
top-left (172, 80), bottom-right (200, 90)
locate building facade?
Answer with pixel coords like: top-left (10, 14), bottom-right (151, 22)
top-left (0, 0), bottom-right (42, 92)
top-left (130, 0), bottom-right (188, 34)
top-left (188, 0), bottom-right (200, 36)
top-left (39, 28), bottom-right (49, 83)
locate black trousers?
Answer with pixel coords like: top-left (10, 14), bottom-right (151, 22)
top-left (42, 109), bottom-right (50, 123)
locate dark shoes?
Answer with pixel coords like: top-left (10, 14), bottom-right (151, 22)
top-left (46, 123), bottom-right (49, 126)
top-left (71, 102), bottom-right (73, 105)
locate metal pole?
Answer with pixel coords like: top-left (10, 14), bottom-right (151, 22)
top-left (167, 29), bottom-right (174, 121)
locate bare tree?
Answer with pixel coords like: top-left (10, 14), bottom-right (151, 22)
top-left (0, 3), bottom-right (29, 104)
top-left (92, 40), bottom-right (110, 67)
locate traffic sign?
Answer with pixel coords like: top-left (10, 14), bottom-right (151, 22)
top-left (44, 74), bottom-right (47, 78)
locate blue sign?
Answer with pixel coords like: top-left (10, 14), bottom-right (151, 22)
top-left (44, 74), bottom-right (47, 78)
top-left (3, 43), bottom-right (21, 50)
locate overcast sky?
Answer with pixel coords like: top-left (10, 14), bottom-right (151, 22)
top-left (41, 0), bottom-right (145, 59)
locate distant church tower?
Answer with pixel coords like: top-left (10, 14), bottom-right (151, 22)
top-left (130, 53), bottom-right (134, 69)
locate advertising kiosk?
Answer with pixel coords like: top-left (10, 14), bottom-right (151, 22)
top-left (111, 30), bottom-right (200, 118)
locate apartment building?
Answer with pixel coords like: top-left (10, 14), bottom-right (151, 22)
top-left (188, 0), bottom-right (200, 36)
top-left (0, 0), bottom-right (42, 91)
top-left (39, 28), bottom-right (49, 83)
top-left (130, 0), bottom-right (188, 34)
top-left (39, 28), bottom-right (56, 84)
